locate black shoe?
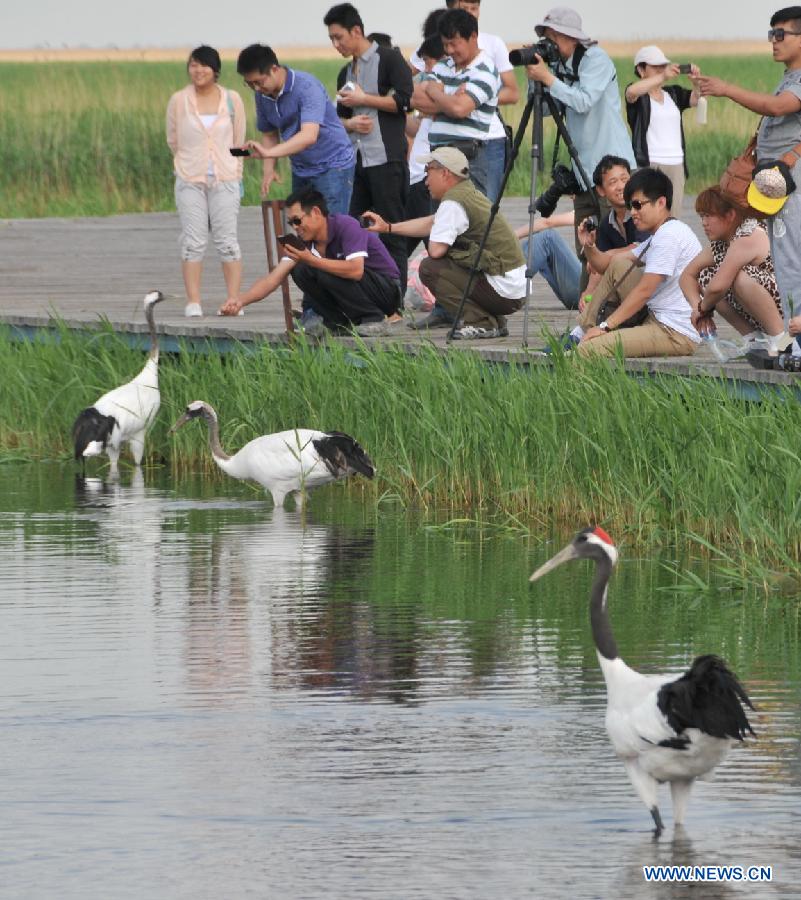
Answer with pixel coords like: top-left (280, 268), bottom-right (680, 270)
top-left (744, 349), bottom-right (776, 370)
top-left (406, 308), bottom-right (453, 330)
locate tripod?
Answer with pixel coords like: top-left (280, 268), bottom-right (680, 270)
top-left (446, 80), bottom-right (593, 347)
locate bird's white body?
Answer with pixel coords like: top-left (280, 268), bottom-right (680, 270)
top-left (599, 654), bottom-right (733, 820)
top-left (215, 428), bottom-right (344, 505)
top-left (86, 358), bottom-right (160, 468)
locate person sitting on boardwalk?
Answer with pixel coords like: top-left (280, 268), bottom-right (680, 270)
top-left (364, 147), bottom-right (525, 339)
top-left (680, 187), bottom-right (789, 354)
top-left (218, 188), bottom-right (400, 336)
top-left (577, 167), bottom-right (701, 357)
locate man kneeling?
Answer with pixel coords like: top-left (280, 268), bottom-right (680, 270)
top-left (364, 147), bottom-right (526, 339)
top-left (577, 167), bottom-right (701, 357)
top-left (219, 188), bottom-right (400, 335)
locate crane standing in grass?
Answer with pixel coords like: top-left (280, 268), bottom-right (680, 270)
top-left (170, 401), bottom-right (375, 507)
top-left (530, 526), bottom-right (755, 836)
top-left (72, 291), bottom-right (166, 475)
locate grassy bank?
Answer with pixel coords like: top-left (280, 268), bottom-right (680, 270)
top-left (0, 55), bottom-right (777, 218)
top-left (2, 326), bottom-right (800, 590)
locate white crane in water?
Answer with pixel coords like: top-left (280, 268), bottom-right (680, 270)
top-left (170, 401), bottom-right (375, 507)
top-left (72, 291), bottom-right (165, 475)
top-left (530, 526), bottom-right (755, 836)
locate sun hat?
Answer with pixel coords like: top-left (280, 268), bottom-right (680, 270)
top-left (417, 146), bottom-right (470, 177)
top-left (634, 45), bottom-right (671, 68)
top-left (534, 7), bottom-right (593, 44)
top-left (747, 160), bottom-right (796, 215)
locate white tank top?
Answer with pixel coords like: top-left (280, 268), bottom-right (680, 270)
top-left (199, 114), bottom-right (218, 176)
top-left (646, 93), bottom-right (683, 165)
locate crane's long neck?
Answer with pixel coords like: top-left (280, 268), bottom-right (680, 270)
top-left (203, 411), bottom-right (231, 463)
top-left (146, 301), bottom-right (159, 363)
top-left (590, 557), bottom-right (618, 661)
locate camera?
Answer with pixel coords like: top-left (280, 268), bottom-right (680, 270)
top-left (359, 215), bottom-right (376, 228)
top-left (509, 38), bottom-right (560, 68)
top-left (677, 63), bottom-right (692, 75)
top-left (534, 163), bottom-right (582, 218)
top-left (584, 216), bottom-right (598, 233)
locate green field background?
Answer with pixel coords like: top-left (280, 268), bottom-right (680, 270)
top-left (0, 56), bottom-right (777, 218)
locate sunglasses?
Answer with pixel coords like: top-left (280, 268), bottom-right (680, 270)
top-left (768, 27), bottom-right (801, 42)
top-left (288, 216), bottom-right (305, 227)
top-left (626, 198), bottom-right (657, 211)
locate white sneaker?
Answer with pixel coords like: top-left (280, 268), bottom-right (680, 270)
top-left (185, 303), bottom-right (203, 318)
top-left (766, 331), bottom-right (792, 356)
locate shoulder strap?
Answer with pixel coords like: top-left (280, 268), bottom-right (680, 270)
top-left (571, 43), bottom-right (587, 80)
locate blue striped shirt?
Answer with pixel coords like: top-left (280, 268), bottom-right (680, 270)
top-left (426, 51), bottom-right (500, 146)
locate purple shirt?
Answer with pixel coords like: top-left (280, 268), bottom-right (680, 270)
top-left (313, 214), bottom-right (399, 281)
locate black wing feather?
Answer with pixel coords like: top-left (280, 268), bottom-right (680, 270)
top-left (71, 407), bottom-right (117, 460)
top-left (313, 432), bottom-right (375, 479)
top-left (657, 654), bottom-right (755, 741)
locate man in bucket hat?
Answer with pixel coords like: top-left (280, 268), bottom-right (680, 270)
top-left (525, 7), bottom-right (636, 289)
top-left (363, 147), bottom-right (526, 339)
top-left (697, 6), bottom-right (801, 352)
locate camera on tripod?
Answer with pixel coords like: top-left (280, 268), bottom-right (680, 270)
top-left (508, 38), bottom-right (561, 68)
top-left (533, 163), bottom-right (582, 217)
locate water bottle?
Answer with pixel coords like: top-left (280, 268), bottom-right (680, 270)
top-left (695, 96), bottom-right (708, 125)
top-left (701, 331), bottom-right (742, 362)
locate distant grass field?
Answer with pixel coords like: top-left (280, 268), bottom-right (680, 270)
top-left (0, 56), bottom-right (779, 218)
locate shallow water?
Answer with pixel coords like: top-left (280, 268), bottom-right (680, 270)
top-left (1, 466), bottom-right (799, 899)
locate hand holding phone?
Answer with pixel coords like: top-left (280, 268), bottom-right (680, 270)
top-left (277, 233), bottom-right (306, 252)
top-left (678, 64), bottom-right (692, 75)
top-left (359, 215), bottom-right (376, 228)
top-left (229, 147), bottom-right (251, 157)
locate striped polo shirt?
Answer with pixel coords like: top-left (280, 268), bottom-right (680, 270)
top-left (426, 50), bottom-right (500, 147)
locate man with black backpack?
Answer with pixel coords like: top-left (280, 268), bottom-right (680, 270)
top-left (525, 7), bottom-right (636, 288)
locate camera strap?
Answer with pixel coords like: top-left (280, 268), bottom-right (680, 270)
top-left (551, 44), bottom-right (588, 169)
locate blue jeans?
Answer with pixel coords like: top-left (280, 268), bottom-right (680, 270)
top-left (519, 229), bottom-right (581, 310)
top-left (292, 165), bottom-right (354, 215)
top-left (485, 137), bottom-right (508, 204)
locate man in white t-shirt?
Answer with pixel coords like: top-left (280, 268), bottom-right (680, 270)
top-left (410, 1), bottom-right (519, 202)
top-left (578, 167), bottom-right (701, 357)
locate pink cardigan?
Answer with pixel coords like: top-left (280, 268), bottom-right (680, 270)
top-left (166, 84), bottom-right (247, 183)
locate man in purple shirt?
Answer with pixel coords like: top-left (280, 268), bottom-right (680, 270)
top-left (237, 44), bottom-right (356, 215)
top-left (219, 188), bottom-right (400, 335)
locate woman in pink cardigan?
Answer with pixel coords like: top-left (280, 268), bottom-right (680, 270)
top-left (167, 46), bottom-right (247, 317)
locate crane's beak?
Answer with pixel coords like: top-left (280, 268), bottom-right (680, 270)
top-left (169, 413), bottom-right (191, 434)
top-left (530, 543), bottom-right (579, 582)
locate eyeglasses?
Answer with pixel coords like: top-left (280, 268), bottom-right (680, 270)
top-left (288, 215), bottom-right (305, 227)
top-left (244, 73), bottom-right (271, 90)
top-left (425, 164), bottom-right (445, 174)
top-left (768, 27), bottom-right (801, 42)
top-left (626, 198), bottom-right (657, 211)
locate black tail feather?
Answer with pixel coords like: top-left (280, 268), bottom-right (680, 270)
top-left (313, 432), bottom-right (375, 480)
top-left (657, 654), bottom-right (755, 741)
top-left (71, 407), bottom-right (117, 460)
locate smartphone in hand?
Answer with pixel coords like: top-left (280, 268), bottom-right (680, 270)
top-left (677, 64), bottom-right (693, 75)
top-left (277, 234), bottom-right (306, 251)
top-left (229, 147), bottom-right (251, 156)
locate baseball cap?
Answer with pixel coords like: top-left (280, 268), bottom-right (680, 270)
top-left (634, 45), bottom-right (671, 67)
top-left (417, 146), bottom-right (470, 177)
top-left (747, 161), bottom-right (796, 215)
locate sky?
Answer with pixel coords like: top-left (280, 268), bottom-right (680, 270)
top-left (1, 1), bottom-right (772, 49)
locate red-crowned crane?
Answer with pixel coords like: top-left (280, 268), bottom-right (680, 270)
top-left (529, 526), bottom-right (754, 836)
top-left (169, 401), bottom-right (375, 507)
top-left (72, 291), bottom-right (165, 475)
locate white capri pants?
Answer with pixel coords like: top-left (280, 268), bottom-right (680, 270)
top-left (175, 177), bottom-right (242, 262)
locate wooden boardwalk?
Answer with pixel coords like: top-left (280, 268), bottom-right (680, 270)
top-left (0, 197), bottom-right (797, 389)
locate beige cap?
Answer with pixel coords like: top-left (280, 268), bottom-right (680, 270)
top-left (417, 146), bottom-right (470, 177)
top-left (634, 45), bottom-right (671, 67)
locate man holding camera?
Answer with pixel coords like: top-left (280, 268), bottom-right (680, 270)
top-left (365, 147), bottom-right (526, 339)
top-left (524, 8), bottom-right (636, 286)
top-left (218, 188), bottom-right (400, 335)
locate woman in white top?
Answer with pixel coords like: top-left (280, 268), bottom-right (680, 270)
top-left (625, 46), bottom-right (699, 218)
top-left (166, 46), bottom-right (246, 317)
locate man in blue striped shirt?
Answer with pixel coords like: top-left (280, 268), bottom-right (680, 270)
top-left (412, 8), bottom-right (500, 196)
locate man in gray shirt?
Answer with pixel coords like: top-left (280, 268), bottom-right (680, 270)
top-left (698, 6), bottom-right (801, 332)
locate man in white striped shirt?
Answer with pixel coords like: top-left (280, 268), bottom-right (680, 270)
top-left (411, 8), bottom-right (500, 196)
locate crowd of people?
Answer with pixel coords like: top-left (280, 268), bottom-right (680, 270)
top-left (166, 3), bottom-right (801, 363)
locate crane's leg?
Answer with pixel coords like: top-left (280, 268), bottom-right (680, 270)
top-left (129, 433), bottom-right (146, 467)
top-left (292, 490), bottom-right (306, 510)
top-left (650, 806), bottom-right (664, 837)
top-left (271, 490), bottom-right (287, 508)
top-left (107, 446), bottom-right (120, 478)
top-left (670, 779), bottom-right (693, 827)
top-left (623, 761), bottom-right (662, 836)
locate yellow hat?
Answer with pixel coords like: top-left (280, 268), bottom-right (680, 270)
top-left (747, 164), bottom-right (793, 215)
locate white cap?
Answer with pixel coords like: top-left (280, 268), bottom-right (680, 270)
top-left (634, 45), bottom-right (671, 67)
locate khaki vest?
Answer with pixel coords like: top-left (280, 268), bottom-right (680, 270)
top-left (442, 180), bottom-right (525, 276)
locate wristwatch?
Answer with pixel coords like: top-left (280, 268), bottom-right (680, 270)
top-left (598, 320), bottom-right (614, 332)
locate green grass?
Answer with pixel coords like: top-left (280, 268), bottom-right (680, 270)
top-left (0, 55), bottom-right (780, 218)
top-left (2, 325), bottom-right (801, 592)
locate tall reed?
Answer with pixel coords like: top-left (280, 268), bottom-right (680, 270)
top-left (2, 325), bottom-right (800, 585)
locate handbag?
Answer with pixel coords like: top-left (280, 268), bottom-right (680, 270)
top-left (719, 129), bottom-right (760, 209)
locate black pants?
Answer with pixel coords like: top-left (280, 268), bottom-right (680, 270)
top-left (349, 158), bottom-right (409, 296)
top-left (292, 264), bottom-right (399, 328)
top-left (404, 179), bottom-right (432, 258)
